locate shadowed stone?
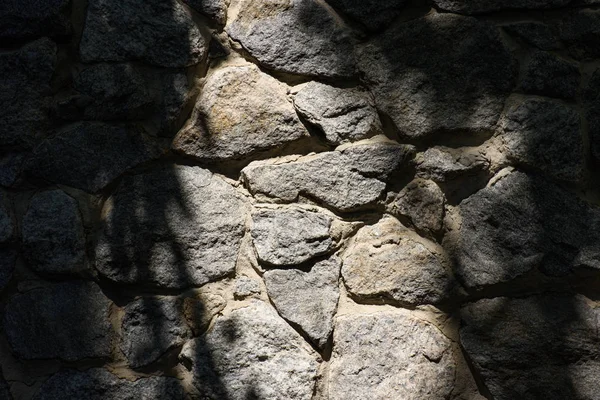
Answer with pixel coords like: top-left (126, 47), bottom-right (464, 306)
top-left (388, 179), bottom-right (445, 237)
top-left (0, 0), bottom-right (70, 40)
top-left (0, 250), bottom-right (17, 292)
top-left (0, 153), bottom-right (26, 188)
top-left (0, 191), bottom-right (13, 244)
top-left (433, 0), bottom-right (571, 14)
top-left (503, 22), bottom-right (561, 50)
top-left (584, 67), bottom-right (600, 161)
top-left (0, 368), bottom-right (10, 400)
top-left (520, 51), bottom-right (579, 99)
top-left (183, 291), bottom-right (227, 335)
top-left (183, 0), bottom-right (229, 25)
top-left (324, 0), bottom-right (408, 31)
top-left (560, 9), bottom-right (600, 61)
top-left (415, 147), bottom-right (490, 183)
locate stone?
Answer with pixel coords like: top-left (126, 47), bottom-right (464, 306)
top-left (292, 82), bottom-right (382, 145)
top-left (324, 0), bottom-right (408, 31)
top-left (95, 166), bottom-right (247, 289)
top-left (342, 217), bottom-right (457, 306)
top-left (0, 368), bottom-right (10, 400)
top-left (416, 147), bottom-right (490, 183)
top-left (0, 191), bottom-right (13, 244)
top-left (3, 281), bottom-right (113, 361)
top-left (460, 295), bottom-right (600, 400)
top-left (499, 98), bottom-right (584, 183)
top-left (173, 64), bottom-right (309, 162)
top-left (433, 0), bottom-right (571, 14)
top-left (26, 122), bottom-right (160, 193)
top-left (584, 67), bottom-right (600, 161)
top-left (242, 141), bottom-right (414, 212)
top-left (251, 207), bottom-right (333, 266)
top-left (0, 39), bottom-right (56, 150)
top-left (560, 10), bottom-right (600, 61)
top-left (0, 153), bottom-right (25, 187)
top-left (0, 249), bottom-right (17, 292)
top-left (388, 179), bottom-right (445, 237)
top-left (226, 0), bottom-right (356, 78)
top-left (121, 297), bottom-right (190, 369)
top-left (180, 301), bottom-right (320, 400)
top-left (80, 0), bottom-right (207, 67)
top-left (264, 257), bottom-right (340, 348)
top-left (22, 190), bottom-right (85, 276)
top-left (503, 22), bottom-right (561, 50)
top-left (0, 0), bottom-right (70, 40)
top-left (33, 369), bottom-right (185, 400)
top-left (357, 13), bottom-right (515, 139)
top-left (183, 0), bottom-right (229, 25)
top-left (453, 171), bottom-right (600, 288)
top-left (520, 51), bottom-right (579, 99)
top-left (183, 291), bottom-right (227, 335)
top-left (234, 276), bottom-right (261, 299)
top-left (329, 310), bottom-right (456, 400)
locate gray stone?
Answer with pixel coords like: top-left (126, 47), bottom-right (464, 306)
top-left (453, 171), bottom-right (600, 288)
top-left (173, 64), bottom-right (309, 162)
top-left (33, 369), bottom-right (185, 400)
top-left (357, 13), bottom-right (515, 139)
top-left (121, 297), bottom-right (190, 369)
top-left (80, 0), bottom-right (207, 67)
top-left (329, 310), bottom-right (456, 400)
top-left (242, 141), bottom-right (414, 212)
top-left (22, 190), bottom-right (85, 276)
top-left (520, 51), bottom-right (579, 99)
top-left (0, 249), bottom-right (17, 292)
top-left (560, 10), bottom-right (600, 61)
top-left (183, 291), bottom-right (226, 335)
top-left (499, 98), bottom-right (584, 183)
top-left (26, 122), bottom-right (160, 193)
top-left (584, 67), bottom-right (600, 161)
top-left (0, 0), bottom-right (70, 40)
top-left (183, 0), bottom-right (229, 25)
top-left (0, 39), bottom-right (56, 150)
top-left (180, 301), bottom-right (320, 400)
top-left (324, 0), bottom-right (408, 31)
top-left (0, 191), bottom-right (13, 244)
top-left (292, 82), bottom-right (383, 145)
top-left (251, 207), bottom-right (333, 266)
top-left (3, 281), bottom-right (113, 361)
top-left (388, 179), bottom-right (445, 237)
top-left (416, 147), bottom-right (490, 183)
top-left (460, 295), bottom-right (600, 400)
top-left (264, 257), bottom-right (340, 348)
top-left (503, 22), bottom-right (561, 50)
top-left (0, 153), bottom-right (25, 188)
top-left (234, 276), bottom-right (261, 299)
top-left (226, 0), bottom-right (356, 78)
top-left (342, 217), bottom-right (457, 306)
top-left (0, 368), bottom-right (10, 400)
top-left (433, 0), bottom-right (571, 14)
top-left (95, 166), bottom-right (247, 289)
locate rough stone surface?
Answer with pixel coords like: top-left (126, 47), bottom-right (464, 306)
top-left (329, 310), bottom-right (456, 400)
top-left (503, 22), bottom-right (561, 50)
top-left (26, 123), bottom-right (160, 193)
top-left (0, 368), bottom-right (10, 400)
top-left (560, 10), bottom-right (600, 60)
top-left (388, 179), bottom-right (445, 237)
top-left (454, 171), bottom-right (600, 288)
top-left (22, 190), bottom-right (85, 276)
top-left (121, 297), bottom-right (190, 369)
top-left (3, 281), bottom-right (113, 361)
top-left (33, 369), bottom-right (185, 400)
top-left (342, 217), bottom-right (457, 306)
top-left (460, 295), bottom-right (600, 400)
top-left (0, 0), bottom-right (70, 40)
top-left (264, 257), bottom-right (340, 348)
top-left (242, 141), bottom-right (414, 212)
top-left (325, 0), bottom-right (408, 31)
top-left (95, 166), bottom-right (247, 289)
top-left (0, 192), bottom-right (13, 244)
top-left (433, 0), bottom-right (571, 14)
top-left (251, 207), bottom-right (333, 266)
top-left (0, 39), bottom-right (56, 150)
top-left (520, 51), bottom-right (579, 99)
top-left (226, 0), bottom-right (356, 78)
top-left (499, 98), bottom-right (584, 183)
top-left (234, 276), bottom-right (261, 299)
top-left (584, 67), bottom-right (600, 161)
top-left (183, 291), bottom-right (227, 335)
top-left (292, 82), bottom-right (382, 145)
top-left (0, 249), bottom-right (17, 292)
top-left (180, 301), bottom-right (320, 400)
top-left (173, 64), bottom-right (309, 162)
top-left (183, 0), bottom-right (229, 25)
top-left (80, 0), bottom-right (207, 67)
top-left (0, 153), bottom-right (25, 188)
top-left (416, 147), bottom-right (491, 183)
top-left (357, 13), bottom-right (515, 139)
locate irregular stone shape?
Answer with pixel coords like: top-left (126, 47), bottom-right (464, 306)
top-left (183, 0), bottom-right (229, 25)
top-left (26, 122), bottom-right (160, 193)
top-left (183, 291), bottom-right (226, 335)
top-left (0, 39), bottom-right (56, 150)
top-left (0, 153), bottom-right (25, 187)
top-left (173, 65), bottom-right (308, 162)
top-left (180, 301), bottom-right (320, 400)
top-left (503, 22), bottom-right (561, 50)
top-left (0, 249), bottom-right (17, 292)
top-left (416, 147), bottom-right (490, 183)
top-left (33, 369), bottom-right (184, 400)
top-left (95, 166), bottom-right (246, 289)
top-left (454, 171), bottom-right (600, 288)
top-left (0, 0), bottom-right (70, 40)
top-left (342, 217), bottom-right (457, 306)
top-left (433, 0), bottom-right (571, 14)
top-left (357, 13), bottom-right (515, 139)
top-left (3, 281), bottom-right (113, 361)
top-left (329, 310), bottom-right (456, 400)
top-left (560, 10), bottom-right (600, 61)
top-left (0, 191), bottom-right (13, 243)
top-left (388, 179), bottom-right (445, 237)
top-left (292, 82), bottom-right (382, 145)
top-left (234, 276), bottom-right (261, 299)
top-left (264, 257), bottom-right (340, 348)
top-left (499, 98), bottom-right (584, 183)
top-left (22, 190), bottom-right (85, 275)
top-left (325, 0), bottom-right (408, 31)
top-left (520, 51), bottom-right (579, 99)
top-left (242, 141), bottom-right (414, 212)
top-left (584, 67), bottom-right (600, 161)
top-left (226, 0), bottom-right (356, 78)
top-left (251, 207), bottom-right (333, 266)
top-left (121, 297), bottom-right (190, 369)
top-left (0, 368), bottom-right (10, 400)
top-left (80, 0), bottom-right (207, 67)
top-left (460, 295), bottom-right (600, 400)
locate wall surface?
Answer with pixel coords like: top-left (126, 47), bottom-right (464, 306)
top-left (1, 0), bottom-right (600, 399)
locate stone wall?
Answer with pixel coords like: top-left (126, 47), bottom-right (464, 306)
top-left (1, 0), bottom-right (600, 399)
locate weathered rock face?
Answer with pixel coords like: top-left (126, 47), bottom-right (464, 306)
top-left (584, 67), bottom-right (600, 161)
top-left (0, 0), bottom-right (70, 40)
top-left (183, 0), bottom-right (229, 25)
top-left (183, 291), bottom-right (227, 335)
top-left (329, 310), bottom-right (456, 400)
top-left (520, 51), bottom-right (580, 99)
top-left (0, 368), bottom-right (10, 400)
top-left (3, 282), bottom-right (113, 361)
top-left (325, 0), bottom-right (408, 31)
top-left (560, 9), bottom-right (600, 60)
top-left (434, 0), bottom-right (571, 14)
top-left (180, 301), bottom-right (320, 400)
top-left (95, 166), bottom-right (247, 289)
top-left (0, 249), bottom-right (17, 292)
top-left (503, 22), bottom-right (561, 50)
top-left (0, 192), bottom-right (14, 244)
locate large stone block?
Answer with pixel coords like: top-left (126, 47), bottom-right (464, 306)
top-left (0, 0), bottom-right (70, 40)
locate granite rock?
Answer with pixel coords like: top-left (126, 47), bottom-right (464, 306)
top-left (0, 249), bottom-right (17, 292)
top-left (503, 22), bottom-right (561, 50)
top-left (0, 191), bottom-right (14, 244)
top-left (183, 291), bottom-right (227, 335)
top-left (520, 51), bottom-right (579, 99)
top-left (0, 0), bottom-right (70, 40)
top-left (388, 179), bottom-right (445, 237)
top-left (583, 67), bottom-right (600, 161)
top-left (183, 0), bottom-right (229, 25)
top-left (433, 0), bottom-right (572, 14)
top-left (560, 9), bottom-right (600, 61)
top-left (324, 0), bottom-right (408, 31)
